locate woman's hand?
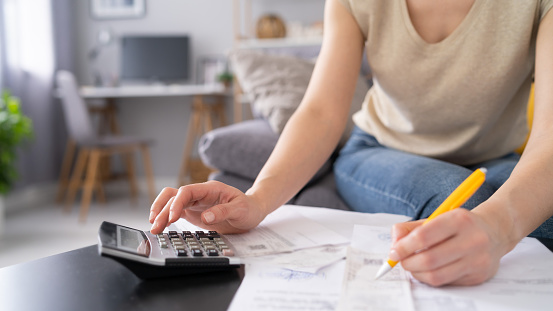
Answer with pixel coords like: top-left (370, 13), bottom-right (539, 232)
top-left (149, 181), bottom-right (268, 234)
top-left (389, 208), bottom-right (509, 286)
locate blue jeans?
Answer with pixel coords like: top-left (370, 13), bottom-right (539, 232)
top-left (334, 126), bottom-right (553, 239)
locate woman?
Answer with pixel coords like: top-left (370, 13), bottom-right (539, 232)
top-left (149, 0), bottom-right (553, 286)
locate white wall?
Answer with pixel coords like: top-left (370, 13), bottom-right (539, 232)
top-left (72, 0), bottom-right (324, 183)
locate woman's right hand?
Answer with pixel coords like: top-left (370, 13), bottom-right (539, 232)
top-left (148, 181), bottom-right (268, 234)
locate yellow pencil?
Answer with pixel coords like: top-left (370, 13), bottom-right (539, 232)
top-left (374, 167), bottom-right (487, 280)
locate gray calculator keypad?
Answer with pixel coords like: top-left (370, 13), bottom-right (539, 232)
top-left (155, 230), bottom-right (235, 257)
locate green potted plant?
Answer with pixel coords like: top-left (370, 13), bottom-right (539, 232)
top-left (217, 71), bottom-right (233, 89)
top-left (0, 89), bottom-right (33, 234)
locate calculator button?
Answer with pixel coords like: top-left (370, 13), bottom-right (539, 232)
top-left (204, 245), bottom-right (216, 250)
top-left (207, 249), bottom-right (219, 256)
top-left (192, 249), bottom-right (203, 257)
top-left (176, 249), bottom-right (187, 257)
top-left (160, 242), bottom-right (168, 248)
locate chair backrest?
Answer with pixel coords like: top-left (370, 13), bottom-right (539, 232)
top-left (56, 70), bottom-right (96, 144)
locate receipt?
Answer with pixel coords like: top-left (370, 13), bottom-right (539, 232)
top-left (228, 260), bottom-right (345, 311)
top-left (175, 208), bottom-right (349, 257)
top-left (337, 247), bottom-right (415, 311)
top-left (242, 245), bottom-right (347, 274)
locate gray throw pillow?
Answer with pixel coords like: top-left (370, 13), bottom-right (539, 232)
top-left (230, 49), bottom-right (369, 145)
top-left (199, 119), bottom-right (332, 182)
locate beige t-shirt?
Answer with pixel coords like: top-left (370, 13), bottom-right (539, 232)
top-left (339, 0), bottom-right (553, 165)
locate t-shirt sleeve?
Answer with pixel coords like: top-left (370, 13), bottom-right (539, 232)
top-left (337, 0), bottom-right (354, 15)
top-left (540, 0), bottom-right (553, 21)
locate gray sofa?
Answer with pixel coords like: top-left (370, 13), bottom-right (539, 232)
top-left (198, 48), bottom-right (372, 211)
top-left (199, 118), bottom-right (350, 210)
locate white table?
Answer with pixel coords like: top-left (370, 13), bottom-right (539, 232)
top-left (79, 84), bottom-right (231, 186)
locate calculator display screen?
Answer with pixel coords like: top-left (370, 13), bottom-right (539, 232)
top-left (117, 226), bottom-right (150, 257)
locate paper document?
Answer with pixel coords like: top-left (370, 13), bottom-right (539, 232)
top-left (348, 224), bottom-right (553, 311)
top-left (411, 237), bottom-right (553, 311)
top-left (174, 208), bottom-right (349, 257)
top-left (242, 245), bottom-right (347, 274)
top-left (228, 261), bottom-right (346, 311)
top-left (337, 225), bottom-right (415, 311)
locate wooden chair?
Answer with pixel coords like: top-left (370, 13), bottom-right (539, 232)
top-left (56, 70), bottom-right (156, 222)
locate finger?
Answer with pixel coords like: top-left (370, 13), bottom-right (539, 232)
top-left (202, 202), bottom-right (238, 224)
top-left (169, 181), bottom-right (241, 222)
top-left (392, 219), bottom-right (424, 244)
top-left (150, 187), bottom-right (178, 223)
top-left (150, 197), bottom-right (175, 234)
top-left (400, 233), bottom-right (465, 273)
top-left (410, 256), bottom-right (469, 287)
top-left (389, 212), bottom-right (461, 262)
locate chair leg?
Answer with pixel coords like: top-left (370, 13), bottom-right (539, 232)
top-left (178, 99), bottom-right (203, 186)
top-left (140, 144), bottom-right (156, 203)
top-left (65, 148), bottom-right (89, 212)
top-left (56, 139), bottom-right (77, 203)
top-left (96, 180), bottom-right (107, 204)
top-left (215, 96), bottom-right (227, 127)
top-left (123, 152), bottom-right (138, 204)
top-left (80, 149), bottom-right (101, 223)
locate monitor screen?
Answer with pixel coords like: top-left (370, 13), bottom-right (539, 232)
top-left (120, 35), bottom-right (190, 83)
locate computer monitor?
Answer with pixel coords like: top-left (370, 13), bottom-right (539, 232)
top-left (120, 35), bottom-right (190, 84)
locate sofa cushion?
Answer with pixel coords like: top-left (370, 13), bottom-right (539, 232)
top-left (199, 119), bottom-right (332, 183)
top-left (293, 173), bottom-right (351, 211)
top-left (230, 49), bottom-right (369, 146)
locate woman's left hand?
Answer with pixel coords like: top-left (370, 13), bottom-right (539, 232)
top-left (389, 208), bottom-right (508, 286)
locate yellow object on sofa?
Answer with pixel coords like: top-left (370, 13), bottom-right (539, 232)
top-left (515, 83), bottom-right (535, 154)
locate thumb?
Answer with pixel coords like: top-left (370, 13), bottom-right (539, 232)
top-left (201, 203), bottom-right (236, 225)
top-left (392, 219), bottom-right (424, 245)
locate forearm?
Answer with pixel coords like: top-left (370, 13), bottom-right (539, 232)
top-left (474, 139), bottom-right (553, 250)
top-left (473, 9), bottom-right (553, 250)
top-left (246, 103), bottom-right (347, 215)
top-left (244, 0), bottom-right (365, 217)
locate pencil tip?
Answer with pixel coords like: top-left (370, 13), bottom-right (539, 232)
top-left (374, 262), bottom-right (392, 280)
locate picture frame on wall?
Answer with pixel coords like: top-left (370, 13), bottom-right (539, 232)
top-left (197, 55), bottom-right (228, 86)
top-left (90, 0), bottom-right (146, 20)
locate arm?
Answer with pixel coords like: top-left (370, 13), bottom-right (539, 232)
top-left (149, 0), bottom-right (365, 234)
top-left (389, 9), bottom-right (553, 286)
top-left (245, 0), bottom-right (365, 215)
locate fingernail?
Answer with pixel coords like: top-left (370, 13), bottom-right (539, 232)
top-left (149, 212), bottom-right (155, 222)
top-left (169, 211), bottom-right (175, 220)
top-left (203, 212), bottom-right (215, 224)
top-left (389, 249), bottom-right (400, 262)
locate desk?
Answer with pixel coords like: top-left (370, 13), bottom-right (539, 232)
top-left (0, 245), bottom-right (243, 311)
top-left (80, 84), bottom-right (231, 186)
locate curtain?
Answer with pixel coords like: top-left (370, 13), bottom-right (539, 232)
top-left (0, 0), bottom-right (74, 192)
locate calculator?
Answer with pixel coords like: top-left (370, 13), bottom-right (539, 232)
top-left (98, 221), bottom-right (241, 279)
